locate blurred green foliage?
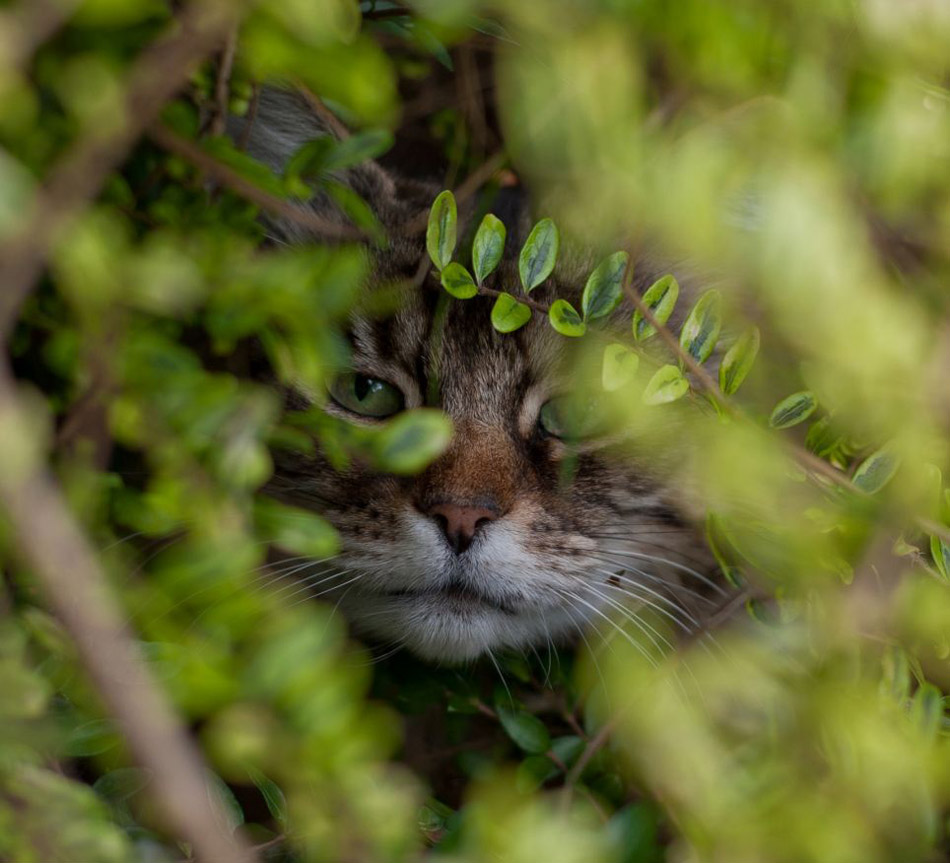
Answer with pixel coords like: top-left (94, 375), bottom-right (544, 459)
top-left (1, 0), bottom-right (949, 862)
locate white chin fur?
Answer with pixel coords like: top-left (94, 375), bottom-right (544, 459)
top-left (339, 592), bottom-right (585, 664)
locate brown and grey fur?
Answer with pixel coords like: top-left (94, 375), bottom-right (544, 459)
top-left (231, 90), bottom-right (719, 662)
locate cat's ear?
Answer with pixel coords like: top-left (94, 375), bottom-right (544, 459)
top-left (227, 87), bottom-right (420, 244)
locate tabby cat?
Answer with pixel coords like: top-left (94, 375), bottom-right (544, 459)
top-left (231, 90), bottom-right (720, 663)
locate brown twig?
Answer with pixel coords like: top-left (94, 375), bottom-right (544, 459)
top-left (210, 25), bottom-right (238, 136)
top-left (2, 0), bottom-right (82, 70)
top-left (0, 366), bottom-right (256, 863)
top-left (295, 83), bottom-right (351, 140)
top-left (0, 0), bottom-right (238, 341)
top-left (148, 124), bottom-right (366, 241)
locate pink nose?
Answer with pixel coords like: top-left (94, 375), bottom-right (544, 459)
top-left (427, 502), bottom-right (499, 554)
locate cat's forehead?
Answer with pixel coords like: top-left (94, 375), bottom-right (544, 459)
top-left (349, 265), bottom-right (569, 420)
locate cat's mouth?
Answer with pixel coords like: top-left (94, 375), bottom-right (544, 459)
top-left (385, 582), bottom-right (517, 615)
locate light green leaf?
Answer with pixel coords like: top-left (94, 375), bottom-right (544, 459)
top-left (373, 409), bottom-right (453, 474)
top-left (582, 251), bottom-right (628, 321)
top-left (472, 214), bottom-right (506, 285)
top-left (601, 343), bottom-right (639, 392)
top-left (496, 704), bottom-right (551, 754)
top-left (643, 364), bottom-right (689, 405)
top-left (930, 535), bottom-right (950, 581)
top-left (679, 289), bottom-right (722, 364)
top-left (719, 327), bottom-right (760, 395)
top-left (323, 129), bottom-right (394, 171)
top-left (518, 218), bottom-right (559, 293)
top-left (632, 275), bottom-right (679, 340)
top-left (254, 498), bottom-right (340, 558)
top-left (852, 445), bottom-right (900, 494)
top-left (548, 299), bottom-right (587, 337)
top-left (490, 292), bottom-right (532, 333)
top-left (768, 391), bottom-right (817, 429)
top-left (440, 262), bottom-right (478, 299)
top-left (426, 190), bottom-right (457, 270)
top-left (248, 768), bottom-right (288, 827)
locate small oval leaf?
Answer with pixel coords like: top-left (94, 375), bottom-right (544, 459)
top-left (426, 190), bottom-right (457, 271)
top-left (496, 704), bottom-right (551, 754)
top-left (719, 326), bottom-right (760, 395)
top-left (472, 214), bottom-right (506, 285)
top-left (852, 445), bottom-right (900, 494)
top-left (768, 391), bottom-right (817, 429)
top-left (643, 364), bottom-right (689, 405)
top-left (632, 275), bottom-right (679, 340)
top-left (548, 299), bottom-right (587, 337)
top-left (930, 534), bottom-right (950, 581)
top-left (518, 218), bottom-right (559, 293)
top-left (491, 292), bottom-right (532, 333)
top-left (582, 251), bottom-right (628, 321)
top-left (602, 343), bottom-right (639, 392)
top-left (679, 289), bottom-right (722, 364)
top-left (440, 262), bottom-right (478, 299)
top-left (373, 409), bottom-right (454, 475)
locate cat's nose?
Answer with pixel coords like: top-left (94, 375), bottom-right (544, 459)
top-left (427, 502), bottom-right (499, 554)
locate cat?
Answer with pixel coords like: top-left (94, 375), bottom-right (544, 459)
top-left (230, 89), bottom-right (722, 663)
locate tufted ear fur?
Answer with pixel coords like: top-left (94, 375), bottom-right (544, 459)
top-left (227, 87), bottom-right (433, 247)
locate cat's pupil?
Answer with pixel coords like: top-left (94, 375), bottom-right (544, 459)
top-left (354, 375), bottom-right (376, 401)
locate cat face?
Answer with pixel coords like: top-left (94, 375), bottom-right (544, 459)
top-left (243, 90), bottom-right (715, 662)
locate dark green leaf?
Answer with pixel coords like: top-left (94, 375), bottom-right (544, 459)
top-left (323, 129), bottom-right (394, 171)
top-left (719, 326), bottom-right (760, 395)
top-left (440, 262), bottom-right (478, 299)
top-left (247, 767), bottom-right (288, 827)
top-left (490, 292), bottom-right (532, 333)
top-left (515, 756), bottom-right (560, 793)
top-left (548, 299), bottom-right (587, 337)
top-left (679, 289), bottom-right (722, 364)
top-left (602, 343), bottom-right (639, 392)
top-left (373, 409), bottom-right (453, 474)
top-left (852, 446), bottom-right (900, 494)
top-left (426, 190), bottom-right (457, 271)
top-left (768, 391), bottom-right (817, 429)
top-left (632, 275), bottom-right (679, 340)
top-left (582, 251), bottom-right (628, 321)
top-left (254, 498), bottom-right (340, 558)
top-left (472, 214), bottom-right (506, 285)
top-left (643, 364), bottom-right (689, 405)
top-left (518, 218), bottom-right (559, 293)
top-left (495, 704), bottom-right (551, 754)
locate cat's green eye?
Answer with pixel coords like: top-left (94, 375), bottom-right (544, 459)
top-left (329, 373), bottom-right (404, 418)
top-left (538, 396), bottom-right (602, 441)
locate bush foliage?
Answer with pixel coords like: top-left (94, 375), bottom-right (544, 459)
top-left (0, 1), bottom-right (949, 862)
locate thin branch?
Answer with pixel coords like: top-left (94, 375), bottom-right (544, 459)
top-left (0, 366), bottom-right (256, 863)
top-left (0, 0), bottom-right (239, 341)
top-left (295, 83), bottom-right (351, 140)
top-left (148, 124), bottom-right (366, 240)
top-left (1, 0), bottom-right (82, 70)
top-left (210, 25), bottom-right (238, 137)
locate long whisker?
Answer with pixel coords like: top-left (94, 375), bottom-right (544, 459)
top-left (587, 546), bottom-right (728, 596)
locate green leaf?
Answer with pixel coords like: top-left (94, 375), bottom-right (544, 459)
top-left (440, 262), bottom-right (478, 299)
top-left (373, 409), bottom-right (453, 474)
top-left (852, 445), bottom-right (900, 494)
top-left (206, 770), bottom-right (244, 833)
top-left (490, 292), bottom-right (532, 333)
top-left (768, 391), bottom-right (817, 429)
top-left (254, 498), bottom-right (340, 558)
top-left (325, 180), bottom-right (386, 246)
top-left (548, 299), bottom-right (587, 337)
top-left (496, 704), bottom-right (551, 754)
top-left (515, 756), bottom-right (560, 793)
top-left (472, 214), bottom-right (506, 285)
top-left (426, 190), bottom-right (457, 270)
top-left (643, 364), bottom-right (689, 405)
top-left (601, 343), bottom-right (639, 392)
top-left (930, 534), bottom-right (950, 581)
top-left (632, 275), bottom-right (679, 340)
top-left (582, 251), bottom-right (628, 321)
top-left (719, 326), bottom-right (760, 395)
top-left (323, 129), bottom-right (394, 171)
top-left (679, 289), bottom-right (722, 364)
top-left (518, 218), bottom-right (559, 293)
top-left (247, 767), bottom-right (288, 827)
top-left (911, 682), bottom-right (944, 740)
